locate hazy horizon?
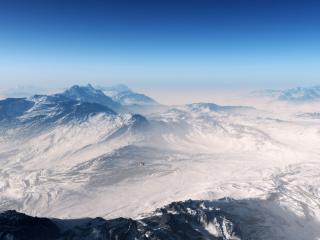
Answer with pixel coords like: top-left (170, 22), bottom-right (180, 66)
top-left (1, 0), bottom-right (320, 89)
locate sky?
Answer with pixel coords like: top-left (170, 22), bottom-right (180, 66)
top-left (0, 0), bottom-right (320, 90)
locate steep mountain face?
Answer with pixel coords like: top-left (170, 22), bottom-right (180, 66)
top-left (61, 84), bottom-right (122, 112)
top-left (29, 94), bottom-right (116, 122)
top-left (0, 94), bottom-right (116, 136)
top-left (0, 98), bottom-right (34, 121)
top-left (103, 85), bottom-right (158, 106)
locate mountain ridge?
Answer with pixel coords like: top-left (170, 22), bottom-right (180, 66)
top-left (251, 85), bottom-right (320, 102)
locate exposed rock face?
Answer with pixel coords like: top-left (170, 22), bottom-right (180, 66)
top-left (1, 197), bottom-right (318, 240)
top-left (0, 210), bottom-right (60, 240)
top-left (0, 200), bottom-right (242, 240)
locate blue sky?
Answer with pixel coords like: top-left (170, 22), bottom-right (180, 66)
top-left (0, 0), bottom-right (320, 89)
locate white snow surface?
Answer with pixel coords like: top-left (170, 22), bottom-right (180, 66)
top-left (1, 98), bottom-right (320, 239)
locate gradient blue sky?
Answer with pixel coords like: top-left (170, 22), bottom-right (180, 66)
top-left (0, 0), bottom-right (320, 89)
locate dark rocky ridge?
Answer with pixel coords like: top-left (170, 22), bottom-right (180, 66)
top-left (0, 198), bottom-right (310, 240)
top-left (0, 199), bottom-right (243, 240)
top-left (0, 210), bottom-right (60, 240)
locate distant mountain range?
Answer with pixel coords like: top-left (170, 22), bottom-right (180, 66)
top-left (101, 84), bottom-right (158, 106)
top-left (0, 84), bottom-right (260, 133)
top-left (187, 103), bottom-right (254, 112)
top-left (0, 84), bottom-right (154, 135)
top-left (252, 85), bottom-right (320, 102)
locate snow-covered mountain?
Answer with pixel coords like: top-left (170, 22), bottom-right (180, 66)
top-left (61, 84), bottom-right (122, 111)
top-left (0, 97), bottom-right (34, 121)
top-left (102, 84), bottom-right (158, 106)
top-left (252, 85), bottom-right (320, 102)
top-left (1, 84), bottom-right (320, 239)
top-left (279, 86), bottom-right (320, 101)
top-left (0, 95), bottom-right (118, 139)
top-left (187, 102), bottom-right (254, 113)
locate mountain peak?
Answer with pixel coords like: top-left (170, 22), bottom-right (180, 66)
top-left (86, 83), bottom-right (94, 89)
top-left (110, 84), bottom-right (131, 93)
top-left (279, 85), bottom-right (320, 101)
top-left (101, 85), bottom-right (158, 106)
top-left (61, 84), bottom-right (122, 112)
top-left (101, 84), bottom-right (131, 97)
top-left (66, 84), bottom-right (102, 96)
